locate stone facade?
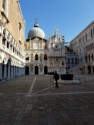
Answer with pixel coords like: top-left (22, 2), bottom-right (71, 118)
top-left (70, 21), bottom-right (94, 74)
top-left (25, 24), bottom-right (66, 75)
top-left (0, 0), bottom-right (25, 80)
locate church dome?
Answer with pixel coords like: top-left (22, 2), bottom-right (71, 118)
top-left (28, 22), bottom-right (45, 39)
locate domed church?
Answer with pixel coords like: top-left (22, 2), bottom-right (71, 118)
top-left (25, 22), bottom-right (66, 75)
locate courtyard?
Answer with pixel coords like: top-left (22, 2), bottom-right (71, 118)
top-left (0, 74), bottom-right (94, 125)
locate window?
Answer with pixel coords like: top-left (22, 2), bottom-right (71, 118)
top-left (83, 36), bottom-right (84, 43)
top-left (44, 54), bottom-right (47, 60)
top-left (85, 33), bottom-right (87, 41)
top-left (91, 29), bottom-right (93, 38)
top-left (68, 58), bottom-right (70, 63)
top-left (85, 56), bottom-right (87, 63)
top-left (10, 45), bottom-right (12, 50)
top-left (7, 42), bottom-right (9, 48)
top-left (2, 29), bottom-right (6, 45)
top-left (93, 27), bottom-right (94, 34)
top-left (2, 37), bottom-right (6, 45)
top-left (35, 54), bottom-right (38, 60)
top-left (72, 58), bottom-right (73, 63)
top-left (92, 54), bottom-right (93, 61)
top-left (79, 38), bottom-right (81, 44)
top-left (19, 22), bottom-right (22, 41)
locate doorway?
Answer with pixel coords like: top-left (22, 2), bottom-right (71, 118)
top-left (25, 66), bottom-right (29, 75)
top-left (44, 66), bottom-right (48, 74)
top-left (35, 66), bottom-right (38, 74)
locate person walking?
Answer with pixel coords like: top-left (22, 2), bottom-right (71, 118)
top-left (53, 71), bottom-right (59, 88)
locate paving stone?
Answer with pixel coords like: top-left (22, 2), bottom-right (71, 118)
top-left (0, 74), bottom-right (94, 125)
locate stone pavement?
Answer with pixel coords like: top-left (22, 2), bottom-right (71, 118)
top-left (0, 74), bottom-right (94, 125)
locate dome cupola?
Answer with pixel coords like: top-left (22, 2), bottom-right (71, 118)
top-left (28, 22), bottom-right (45, 39)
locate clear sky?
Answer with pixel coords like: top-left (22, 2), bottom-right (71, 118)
top-left (20, 0), bottom-right (94, 42)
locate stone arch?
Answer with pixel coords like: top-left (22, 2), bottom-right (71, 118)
top-left (6, 58), bottom-right (11, 78)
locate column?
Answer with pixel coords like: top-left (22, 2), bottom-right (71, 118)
top-left (4, 65), bottom-right (7, 79)
top-left (11, 66), bottom-right (13, 78)
top-left (8, 65), bottom-right (10, 78)
top-left (0, 63), bottom-right (2, 80)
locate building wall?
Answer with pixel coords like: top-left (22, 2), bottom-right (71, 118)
top-left (0, 0), bottom-right (26, 80)
top-left (65, 46), bottom-right (78, 74)
top-left (70, 21), bottom-right (94, 74)
top-left (25, 29), bottom-right (66, 75)
top-left (25, 37), bottom-right (48, 75)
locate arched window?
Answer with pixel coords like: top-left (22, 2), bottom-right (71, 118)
top-left (35, 54), bottom-right (38, 60)
top-left (44, 54), bottom-right (47, 60)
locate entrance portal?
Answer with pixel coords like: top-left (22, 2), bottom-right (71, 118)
top-left (25, 66), bottom-right (29, 75)
top-left (44, 66), bottom-right (48, 74)
top-left (35, 66), bottom-right (38, 74)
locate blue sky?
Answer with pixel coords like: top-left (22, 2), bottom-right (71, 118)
top-left (20, 0), bottom-right (94, 42)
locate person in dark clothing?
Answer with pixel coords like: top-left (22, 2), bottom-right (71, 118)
top-left (53, 71), bottom-right (59, 88)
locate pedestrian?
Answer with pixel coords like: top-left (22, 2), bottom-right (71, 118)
top-left (53, 71), bottom-right (59, 88)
